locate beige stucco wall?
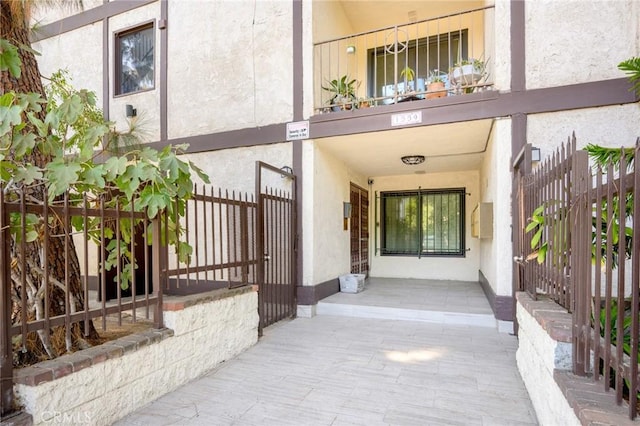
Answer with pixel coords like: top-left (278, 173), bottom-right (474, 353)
top-left (180, 143), bottom-right (293, 194)
top-left (525, 0), bottom-right (640, 90)
top-left (491, 0), bottom-right (509, 91)
top-left (32, 22), bottom-right (104, 106)
top-left (303, 142), bottom-right (367, 286)
top-left (528, 104), bottom-right (640, 158)
top-left (167, 0), bottom-right (293, 139)
top-left (312, 0), bottom-right (354, 43)
top-left (369, 170), bottom-right (481, 281)
top-left (479, 118), bottom-right (513, 297)
top-left (31, 0), bottom-right (103, 26)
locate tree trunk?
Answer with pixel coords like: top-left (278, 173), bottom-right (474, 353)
top-left (1, 1), bottom-right (99, 364)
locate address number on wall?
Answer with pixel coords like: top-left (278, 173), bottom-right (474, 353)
top-left (391, 111), bottom-right (422, 127)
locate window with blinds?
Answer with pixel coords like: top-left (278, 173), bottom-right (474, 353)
top-left (115, 23), bottom-right (155, 96)
top-left (381, 188), bottom-right (465, 257)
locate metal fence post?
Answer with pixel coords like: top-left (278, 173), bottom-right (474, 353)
top-left (570, 146), bottom-right (589, 376)
top-left (152, 214), bottom-right (164, 329)
top-left (0, 188), bottom-right (14, 416)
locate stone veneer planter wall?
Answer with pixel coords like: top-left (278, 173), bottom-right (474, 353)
top-left (515, 292), bottom-right (636, 426)
top-left (13, 286), bottom-right (258, 426)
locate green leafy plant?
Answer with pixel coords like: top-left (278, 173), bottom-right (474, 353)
top-left (618, 57), bottom-right (640, 95)
top-left (428, 70), bottom-right (445, 84)
top-left (321, 75), bottom-right (358, 109)
top-left (400, 66), bottom-right (415, 82)
top-left (0, 40), bottom-right (209, 290)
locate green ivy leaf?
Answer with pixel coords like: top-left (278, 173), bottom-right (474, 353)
top-left (0, 105), bottom-right (23, 136)
top-left (58, 94), bottom-right (83, 124)
top-left (46, 159), bottom-right (81, 198)
top-left (14, 164), bottom-right (42, 185)
top-left (537, 243), bottom-right (548, 264)
top-left (81, 164), bottom-right (106, 188)
top-left (12, 132), bottom-right (37, 158)
top-left (177, 241), bottom-right (193, 264)
top-left (0, 39), bottom-right (21, 78)
top-left (189, 161), bottom-right (210, 184)
top-left (104, 156), bottom-right (128, 180)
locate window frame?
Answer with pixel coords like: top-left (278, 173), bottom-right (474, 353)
top-left (114, 21), bottom-right (156, 97)
top-left (366, 29), bottom-right (469, 99)
top-left (380, 188), bottom-right (466, 257)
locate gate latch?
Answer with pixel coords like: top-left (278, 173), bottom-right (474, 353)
top-left (264, 253), bottom-right (271, 262)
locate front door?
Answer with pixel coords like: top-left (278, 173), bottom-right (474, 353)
top-left (350, 183), bottom-right (369, 274)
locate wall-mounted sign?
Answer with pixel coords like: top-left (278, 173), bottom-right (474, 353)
top-left (286, 120), bottom-right (309, 140)
top-left (391, 111), bottom-right (422, 127)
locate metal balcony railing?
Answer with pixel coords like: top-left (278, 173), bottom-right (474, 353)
top-left (313, 5), bottom-right (495, 113)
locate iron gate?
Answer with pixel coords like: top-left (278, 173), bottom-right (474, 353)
top-left (255, 162), bottom-right (297, 334)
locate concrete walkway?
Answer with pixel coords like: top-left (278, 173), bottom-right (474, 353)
top-left (116, 315), bottom-right (538, 425)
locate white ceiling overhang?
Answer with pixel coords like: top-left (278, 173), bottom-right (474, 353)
top-left (314, 118), bottom-right (494, 177)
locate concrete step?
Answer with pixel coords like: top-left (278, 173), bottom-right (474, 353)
top-left (316, 301), bottom-right (497, 327)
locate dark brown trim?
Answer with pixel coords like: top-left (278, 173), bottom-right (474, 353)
top-left (147, 123), bottom-right (287, 153)
top-left (511, 0), bottom-right (526, 92)
top-left (160, 0), bottom-right (168, 141)
top-left (310, 78), bottom-right (636, 139)
top-left (138, 77), bottom-right (636, 154)
top-left (102, 13), bottom-right (109, 120)
top-left (511, 113), bottom-right (527, 164)
top-left (32, 0), bottom-right (157, 42)
top-left (479, 270), bottom-right (513, 321)
top-left (292, 0), bottom-right (303, 121)
top-left (293, 139), bottom-right (303, 287)
top-left (296, 278), bottom-right (339, 305)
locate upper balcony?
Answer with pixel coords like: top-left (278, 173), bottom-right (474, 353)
top-left (313, 3), bottom-right (496, 115)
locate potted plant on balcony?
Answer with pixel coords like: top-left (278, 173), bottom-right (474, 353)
top-left (451, 57), bottom-right (488, 93)
top-left (400, 66), bottom-right (416, 90)
top-left (322, 75), bottom-right (359, 111)
top-left (426, 70), bottom-right (447, 99)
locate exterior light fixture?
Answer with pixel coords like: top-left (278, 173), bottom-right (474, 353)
top-left (280, 165), bottom-right (293, 178)
top-left (401, 155), bottom-right (425, 165)
top-left (531, 147), bottom-right (541, 162)
top-left (346, 45), bottom-right (356, 54)
top-left (125, 104), bottom-right (137, 117)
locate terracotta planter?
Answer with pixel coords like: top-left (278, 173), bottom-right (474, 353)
top-left (426, 82), bottom-right (446, 99)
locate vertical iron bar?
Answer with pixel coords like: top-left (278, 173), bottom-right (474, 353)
top-left (19, 191), bottom-right (27, 349)
top-left (203, 186), bottom-right (209, 283)
top-left (100, 196), bottom-right (107, 331)
top-left (630, 141), bottom-right (640, 419)
top-left (130, 198), bottom-right (136, 322)
top-left (63, 192), bottom-right (72, 351)
top-left (593, 167), bottom-right (603, 381)
top-left (210, 187), bottom-right (217, 282)
top-left (194, 184), bottom-right (200, 285)
top-left (218, 188), bottom-right (224, 283)
top-left (116, 198), bottom-right (122, 326)
top-left (83, 194), bottom-right (90, 336)
top-left (143, 217), bottom-right (149, 319)
top-left (571, 148), bottom-right (589, 375)
top-left (615, 153), bottom-right (627, 404)
top-left (152, 215), bottom-right (164, 329)
top-left (42, 188), bottom-right (50, 348)
top-left (604, 161), bottom-right (614, 391)
top-left (0, 186), bottom-right (14, 416)
top-left (255, 163), bottom-right (265, 335)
